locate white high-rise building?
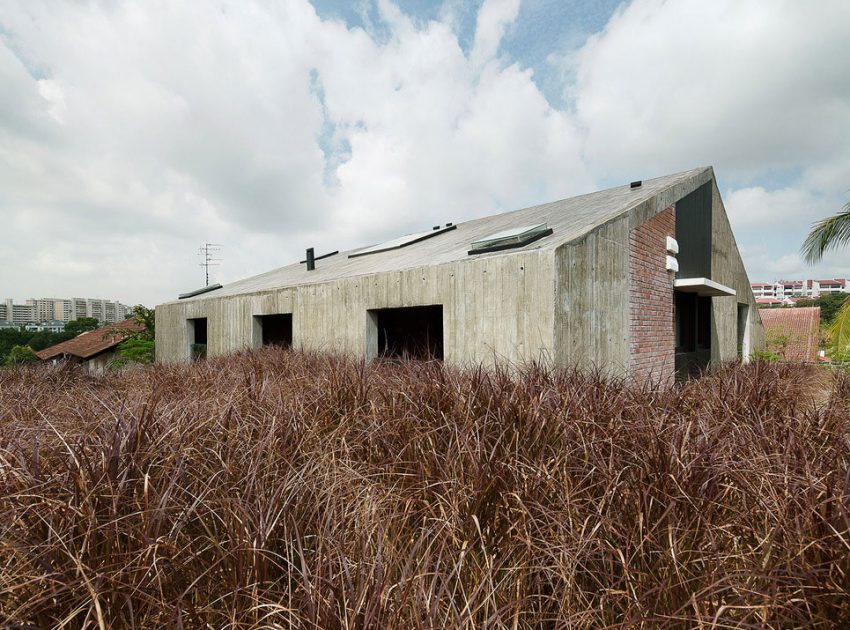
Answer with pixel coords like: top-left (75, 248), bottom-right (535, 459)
top-left (0, 297), bottom-right (132, 325)
top-left (750, 278), bottom-right (850, 300)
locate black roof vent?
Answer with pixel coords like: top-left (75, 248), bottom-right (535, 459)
top-left (630, 180), bottom-right (642, 189)
top-left (299, 250), bottom-right (339, 265)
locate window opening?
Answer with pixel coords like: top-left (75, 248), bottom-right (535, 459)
top-left (368, 305), bottom-right (443, 360)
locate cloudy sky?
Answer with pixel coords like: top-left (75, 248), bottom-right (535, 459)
top-left (1, 0), bottom-right (849, 307)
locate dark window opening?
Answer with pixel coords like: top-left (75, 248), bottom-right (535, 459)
top-left (373, 305), bottom-right (443, 360)
top-left (188, 317), bottom-right (207, 361)
top-left (256, 314), bottom-right (293, 347)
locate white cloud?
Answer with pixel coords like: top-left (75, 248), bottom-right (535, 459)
top-left (565, 0), bottom-right (850, 282)
top-left (0, 0), bottom-right (848, 309)
top-left (724, 185), bottom-right (835, 230)
top-left (470, 0), bottom-right (521, 68)
top-left (573, 0), bottom-right (850, 181)
top-left (0, 0), bottom-right (591, 305)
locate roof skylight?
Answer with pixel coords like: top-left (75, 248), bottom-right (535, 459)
top-left (468, 223), bottom-right (553, 255)
top-left (349, 224), bottom-right (456, 258)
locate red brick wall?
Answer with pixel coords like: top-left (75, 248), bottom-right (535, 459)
top-left (629, 206), bottom-right (676, 384)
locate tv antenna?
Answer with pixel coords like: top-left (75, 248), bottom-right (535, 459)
top-left (198, 243), bottom-right (223, 286)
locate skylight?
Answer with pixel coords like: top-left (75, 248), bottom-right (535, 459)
top-left (468, 223), bottom-right (553, 255)
top-left (348, 224), bottom-right (456, 258)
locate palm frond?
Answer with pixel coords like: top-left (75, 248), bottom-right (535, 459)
top-left (829, 295), bottom-right (850, 352)
top-left (801, 199), bottom-right (850, 263)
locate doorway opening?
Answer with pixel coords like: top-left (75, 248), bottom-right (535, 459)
top-left (674, 293), bottom-right (711, 378)
top-left (369, 305), bottom-right (443, 360)
top-left (737, 303), bottom-right (750, 360)
top-left (255, 314), bottom-right (293, 348)
top-left (187, 317), bottom-right (208, 361)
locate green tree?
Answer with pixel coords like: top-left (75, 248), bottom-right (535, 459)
top-left (26, 330), bottom-right (74, 352)
top-left (801, 199), bottom-right (850, 263)
top-left (112, 305), bottom-right (155, 367)
top-left (0, 328), bottom-right (30, 363)
top-left (5, 344), bottom-right (38, 366)
top-left (795, 293), bottom-right (847, 326)
top-left (65, 317), bottom-right (100, 336)
top-left (114, 338), bottom-right (155, 366)
top-left (801, 197), bottom-right (850, 352)
top-left (130, 305), bottom-right (155, 340)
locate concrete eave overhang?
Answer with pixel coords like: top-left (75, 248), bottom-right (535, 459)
top-left (674, 277), bottom-right (736, 297)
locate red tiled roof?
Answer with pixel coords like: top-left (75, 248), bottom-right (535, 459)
top-left (751, 282), bottom-right (773, 287)
top-left (36, 320), bottom-right (146, 361)
top-left (759, 307), bottom-right (820, 362)
top-left (756, 297), bottom-right (781, 304)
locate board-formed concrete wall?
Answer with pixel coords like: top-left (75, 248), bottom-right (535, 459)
top-left (709, 178), bottom-right (765, 362)
top-left (553, 214), bottom-right (631, 374)
top-left (156, 249), bottom-right (556, 367)
top-left (156, 168), bottom-right (764, 374)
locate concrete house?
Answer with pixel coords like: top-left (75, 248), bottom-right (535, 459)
top-left (156, 167), bottom-right (764, 381)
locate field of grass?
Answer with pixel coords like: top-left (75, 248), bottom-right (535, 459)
top-left (2, 349), bottom-right (849, 628)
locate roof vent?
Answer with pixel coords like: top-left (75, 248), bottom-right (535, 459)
top-left (630, 180), bottom-right (642, 189)
top-left (300, 250), bottom-right (339, 265)
top-left (305, 248), bottom-right (315, 271)
top-left (468, 223), bottom-right (553, 255)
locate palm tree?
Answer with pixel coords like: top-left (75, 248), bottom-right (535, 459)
top-left (801, 198), bottom-right (850, 354)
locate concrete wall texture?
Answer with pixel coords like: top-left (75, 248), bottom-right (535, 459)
top-left (155, 167), bottom-right (764, 378)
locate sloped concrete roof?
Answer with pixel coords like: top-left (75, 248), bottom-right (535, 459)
top-left (173, 166), bottom-right (712, 303)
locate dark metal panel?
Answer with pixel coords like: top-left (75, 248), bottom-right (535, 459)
top-left (675, 183), bottom-right (712, 279)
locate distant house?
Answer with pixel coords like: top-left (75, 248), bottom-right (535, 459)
top-left (36, 320), bottom-right (145, 373)
top-left (25, 320), bottom-right (66, 333)
top-left (760, 307), bottom-right (820, 362)
top-left (156, 166), bottom-right (765, 382)
top-left (756, 297), bottom-right (797, 307)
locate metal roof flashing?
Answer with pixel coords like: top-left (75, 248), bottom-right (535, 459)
top-left (178, 284), bottom-right (223, 299)
top-left (349, 224), bottom-right (456, 258)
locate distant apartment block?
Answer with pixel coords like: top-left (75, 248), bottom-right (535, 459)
top-left (0, 297), bottom-right (131, 325)
top-left (750, 278), bottom-right (849, 301)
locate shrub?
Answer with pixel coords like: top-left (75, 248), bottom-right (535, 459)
top-left (113, 337), bottom-right (155, 366)
top-left (1, 351), bottom-right (848, 627)
top-left (751, 349), bottom-right (780, 362)
top-left (4, 344), bottom-right (38, 366)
